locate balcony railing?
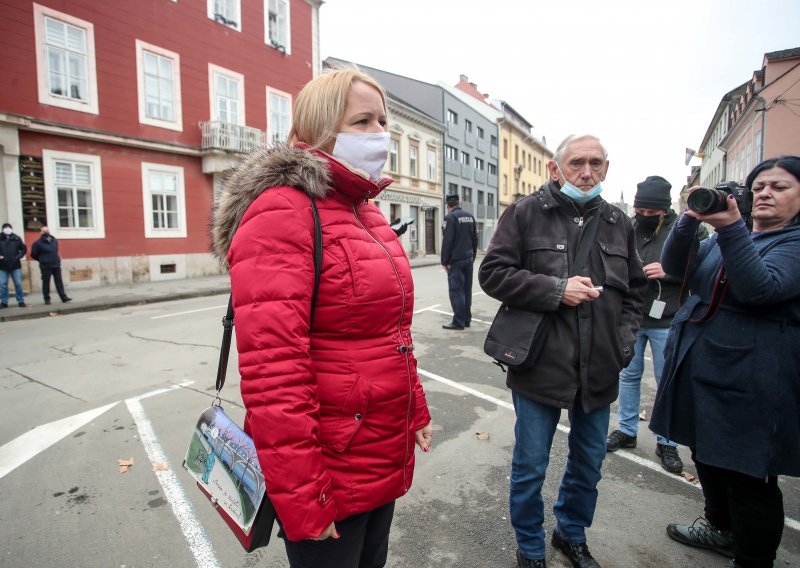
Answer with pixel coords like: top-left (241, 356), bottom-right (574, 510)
top-left (200, 121), bottom-right (267, 154)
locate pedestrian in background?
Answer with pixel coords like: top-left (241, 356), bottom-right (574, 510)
top-left (441, 193), bottom-right (477, 330)
top-left (0, 222), bottom-right (27, 308)
top-left (651, 156), bottom-right (800, 568)
top-left (31, 225), bottom-right (71, 305)
top-left (606, 176), bottom-right (707, 474)
top-left (480, 134), bottom-right (646, 568)
top-left (212, 68), bottom-right (432, 568)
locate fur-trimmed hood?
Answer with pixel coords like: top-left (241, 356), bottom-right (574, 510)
top-left (211, 145), bottom-right (331, 263)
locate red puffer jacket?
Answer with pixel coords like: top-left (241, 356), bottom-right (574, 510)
top-left (212, 144), bottom-right (431, 541)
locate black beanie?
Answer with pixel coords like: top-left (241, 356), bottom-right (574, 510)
top-left (634, 175), bottom-right (672, 210)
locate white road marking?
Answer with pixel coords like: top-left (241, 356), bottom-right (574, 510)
top-left (428, 307), bottom-right (491, 325)
top-left (0, 402), bottom-right (118, 480)
top-left (126, 386), bottom-right (221, 568)
top-left (151, 305), bottom-right (227, 320)
top-left (414, 303), bottom-right (441, 314)
top-left (417, 367), bottom-right (800, 532)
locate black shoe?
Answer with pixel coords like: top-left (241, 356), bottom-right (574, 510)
top-left (606, 429), bottom-right (637, 452)
top-left (666, 517), bottom-right (734, 558)
top-left (18, 302), bottom-right (26, 308)
top-left (516, 549), bottom-right (546, 568)
top-left (61, 297), bottom-right (72, 303)
top-left (0, 303), bottom-right (7, 309)
top-left (442, 323), bottom-right (465, 330)
top-left (656, 443), bottom-right (683, 474)
top-left (44, 299), bottom-right (51, 305)
top-left (552, 531), bottom-right (601, 568)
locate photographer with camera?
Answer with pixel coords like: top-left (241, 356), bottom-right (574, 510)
top-left (650, 156), bottom-right (800, 568)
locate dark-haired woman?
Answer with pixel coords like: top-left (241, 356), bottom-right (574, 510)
top-left (651, 156), bottom-right (800, 568)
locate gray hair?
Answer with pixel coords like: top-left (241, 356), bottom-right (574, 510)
top-left (553, 134), bottom-right (608, 164)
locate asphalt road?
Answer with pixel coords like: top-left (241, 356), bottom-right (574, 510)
top-left (1, 264), bottom-right (798, 568)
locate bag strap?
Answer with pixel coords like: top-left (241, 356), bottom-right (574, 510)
top-left (569, 211), bottom-right (601, 277)
top-left (215, 195), bottom-right (322, 394)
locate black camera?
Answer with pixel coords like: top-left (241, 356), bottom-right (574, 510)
top-left (687, 181), bottom-right (752, 216)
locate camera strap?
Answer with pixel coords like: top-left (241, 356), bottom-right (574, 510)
top-left (690, 266), bottom-right (728, 323)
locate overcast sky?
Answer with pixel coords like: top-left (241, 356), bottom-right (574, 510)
top-left (319, 0), bottom-right (800, 204)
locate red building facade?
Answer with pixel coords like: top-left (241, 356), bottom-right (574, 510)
top-left (0, 0), bottom-right (321, 289)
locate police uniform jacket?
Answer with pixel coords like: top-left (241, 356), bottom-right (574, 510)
top-left (441, 207), bottom-right (477, 265)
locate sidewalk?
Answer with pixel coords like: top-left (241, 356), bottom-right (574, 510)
top-left (1, 255), bottom-right (442, 323)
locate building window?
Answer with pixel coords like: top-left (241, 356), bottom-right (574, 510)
top-left (142, 163), bottom-right (186, 238)
top-left (427, 148), bottom-right (437, 181)
top-left (409, 145), bottom-right (418, 178)
top-left (528, 154), bottom-right (532, 170)
top-left (477, 126), bottom-right (484, 139)
top-left (267, 87), bottom-right (292, 144)
top-left (135, 40), bottom-right (182, 131)
top-left (488, 163), bottom-right (497, 175)
top-left (474, 157), bottom-right (484, 171)
top-left (42, 150), bottom-right (104, 239)
top-left (447, 110), bottom-right (458, 124)
top-left (478, 190), bottom-right (485, 205)
top-left (208, 0), bottom-right (241, 31)
top-left (209, 64), bottom-right (245, 124)
top-left (448, 183), bottom-right (459, 197)
top-left (266, 0), bottom-right (291, 53)
top-left (389, 138), bottom-right (399, 172)
top-left (503, 138), bottom-right (508, 159)
top-left (488, 193), bottom-right (495, 208)
top-left (460, 151), bottom-right (470, 166)
top-left (462, 186), bottom-right (472, 203)
top-left (515, 144), bottom-right (519, 164)
top-left (445, 145), bottom-right (458, 161)
top-left (33, 4), bottom-right (98, 114)
top-left (503, 174), bottom-right (508, 195)
top-left (465, 119), bottom-right (472, 132)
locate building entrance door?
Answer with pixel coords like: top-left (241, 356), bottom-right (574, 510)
top-left (425, 209), bottom-right (436, 254)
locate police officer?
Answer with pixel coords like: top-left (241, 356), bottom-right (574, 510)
top-left (441, 194), bottom-right (478, 330)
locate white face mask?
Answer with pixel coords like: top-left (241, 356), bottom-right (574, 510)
top-left (2, 228), bottom-right (11, 236)
top-left (332, 132), bottom-right (390, 181)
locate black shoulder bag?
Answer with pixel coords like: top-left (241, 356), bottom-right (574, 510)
top-left (484, 211), bottom-right (601, 372)
top-left (182, 195), bottom-right (322, 552)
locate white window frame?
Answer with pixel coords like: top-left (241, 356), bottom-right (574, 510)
top-left (207, 0), bottom-right (241, 31)
top-left (135, 40), bottom-right (183, 131)
top-left (141, 163), bottom-right (187, 238)
top-left (427, 148), bottom-right (437, 181)
top-left (265, 0), bottom-right (291, 54)
top-left (209, 64), bottom-right (245, 125)
top-left (409, 145), bottom-right (418, 178)
top-left (266, 87), bottom-right (292, 145)
top-left (42, 149), bottom-right (105, 239)
top-left (389, 138), bottom-right (399, 172)
top-left (33, 3), bottom-right (99, 115)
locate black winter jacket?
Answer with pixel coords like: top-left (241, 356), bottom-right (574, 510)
top-left (479, 182), bottom-right (646, 411)
top-left (31, 234), bottom-right (62, 267)
top-left (0, 233), bottom-right (27, 271)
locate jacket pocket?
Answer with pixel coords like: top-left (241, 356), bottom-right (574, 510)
top-left (331, 239), bottom-right (360, 298)
top-left (599, 241), bottom-right (629, 292)
top-left (523, 236), bottom-right (568, 276)
top-left (692, 333), bottom-right (755, 393)
top-left (318, 375), bottom-right (371, 453)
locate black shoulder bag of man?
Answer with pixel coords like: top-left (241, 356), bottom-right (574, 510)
top-left (484, 211), bottom-right (601, 372)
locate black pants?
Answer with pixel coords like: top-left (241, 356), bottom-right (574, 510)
top-left (41, 265), bottom-right (67, 302)
top-left (282, 501), bottom-right (395, 568)
top-left (447, 257), bottom-right (473, 327)
top-left (693, 452), bottom-right (784, 567)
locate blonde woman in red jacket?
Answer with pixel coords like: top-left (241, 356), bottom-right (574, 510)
top-left (212, 69), bottom-right (433, 567)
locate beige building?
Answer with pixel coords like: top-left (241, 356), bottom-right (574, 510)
top-left (495, 100), bottom-right (552, 214)
top-left (374, 94), bottom-right (445, 257)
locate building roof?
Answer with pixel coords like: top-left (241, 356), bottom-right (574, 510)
top-left (764, 47), bottom-right (800, 61)
top-left (698, 81), bottom-right (748, 151)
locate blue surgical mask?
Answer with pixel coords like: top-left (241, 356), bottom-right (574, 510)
top-left (556, 164), bottom-right (603, 204)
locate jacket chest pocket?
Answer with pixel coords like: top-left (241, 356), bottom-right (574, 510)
top-left (330, 239), bottom-right (362, 297)
top-left (599, 240), bottom-right (630, 292)
top-left (523, 237), bottom-right (568, 277)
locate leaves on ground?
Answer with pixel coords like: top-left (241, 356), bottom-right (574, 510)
top-left (475, 432), bottom-right (490, 441)
top-left (118, 458), bottom-right (134, 473)
top-left (152, 463), bottom-right (168, 472)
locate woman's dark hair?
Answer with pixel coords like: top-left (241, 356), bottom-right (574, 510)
top-left (746, 155), bottom-right (800, 227)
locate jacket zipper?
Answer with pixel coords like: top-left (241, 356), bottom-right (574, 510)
top-left (352, 202), bottom-right (414, 492)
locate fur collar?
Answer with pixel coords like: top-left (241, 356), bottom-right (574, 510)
top-left (211, 144), bottom-right (331, 263)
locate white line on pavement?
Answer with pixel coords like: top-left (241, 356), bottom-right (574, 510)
top-left (416, 367), bottom-right (800, 532)
top-left (0, 402), bottom-right (119, 480)
top-left (151, 305), bottom-right (228, 320)
top-left (428, 307), bottom-right (491, 325)
top-left (413, 304), bottom-right (441, 314)
top-left (126, 389), bottom-right (221, 568)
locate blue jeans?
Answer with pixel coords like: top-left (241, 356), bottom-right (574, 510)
top-left (510, 392), bottom-right (610, 560)
top-left (446, 257), bottom-right (473, 327)
top-left (0, 268), bottom-right (24, 305)
top-left (616, 327), bottom-right (675, 446)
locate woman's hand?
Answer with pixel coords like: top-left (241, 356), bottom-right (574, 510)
top-left (415, 423), bottom-right (433, 453)
top-left (312, 522), bottom-right (340, 541)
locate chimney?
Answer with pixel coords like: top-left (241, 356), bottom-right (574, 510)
top-left (459, 74), bottom-right (469, 83)
top-left (469, 82), bottom-right (477, 89)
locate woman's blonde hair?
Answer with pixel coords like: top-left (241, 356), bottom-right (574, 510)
top-left (288, 68), bottom-right (387, 150)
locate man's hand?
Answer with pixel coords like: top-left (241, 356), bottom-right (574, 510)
top-left (643, 262), bottom-right (666, 280)
top-left (312, 522), bottom-right (340, 541)
top-left (561, 276), bottom-right (601, 306)
top-left (442, 264), bottom-right (450, 273)
top-left (415, 423), bottom-right (433, 453)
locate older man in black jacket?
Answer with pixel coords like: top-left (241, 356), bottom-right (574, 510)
top-left (480, 134), bottom-right (645, 568)
top-left (31, 226), bottom-right (71, 305)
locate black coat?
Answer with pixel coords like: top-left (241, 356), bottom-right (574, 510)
top-left (441, 207), bottom-right (477, 265)
top-left (31, 234), bottom-right (62, 267)
top-left (479, 182), bottom-right (646, 412)
top-left (0, 233), bottom-right (27, 271)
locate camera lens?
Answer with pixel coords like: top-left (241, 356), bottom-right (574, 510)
top-left (687, 188), bottom-right (725, 214)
